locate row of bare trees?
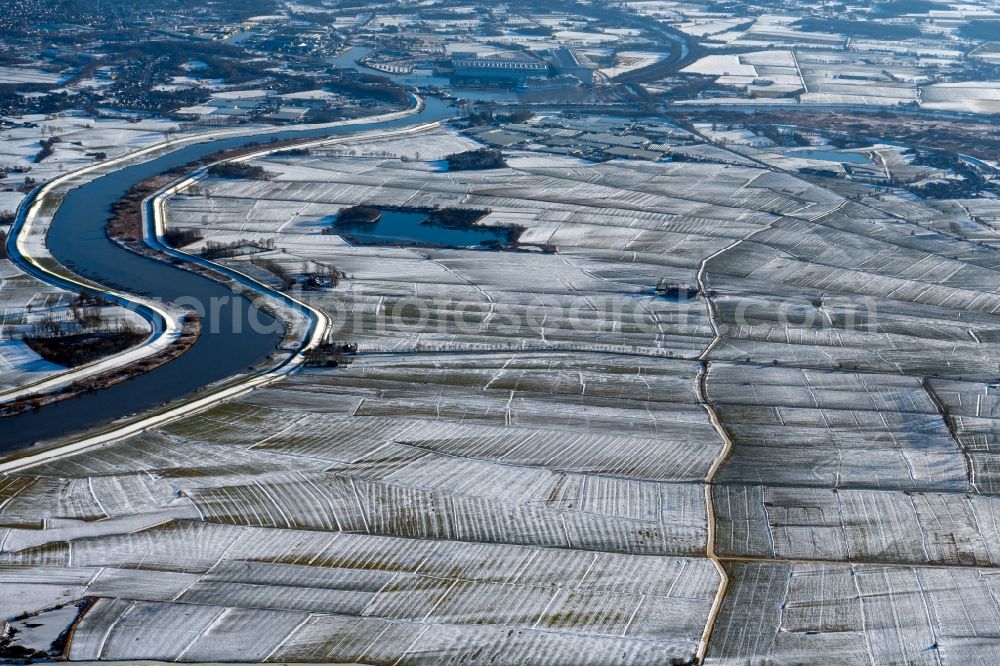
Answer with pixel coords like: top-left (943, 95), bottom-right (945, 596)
top-left (26, 291), bottom-right (140, 340)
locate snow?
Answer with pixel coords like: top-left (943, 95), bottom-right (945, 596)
top-left (677, 19), bottom-right (749, 38)
top-left (0, 257), bottom-right (148, 392)
top-left (3, 70), bottom-right (1000, 664)
top-left (682, 54), bottom-right (758, 77)
top-left (0, 113), bottom-right (182, 189)
top-left (0, 191), bottom-right (24, 215)
top-left (740, 50), bottom-right (796, 67)
top-left (921, 81), bottom-right (1000, 113)
top-left (600, 51), bottom-right (668, 77)
top-left (553, 30), bottom-right (623, 45)
top-left (209, 89), bottom-right (276, 101)
top-left (0, 67), bottom-right (65, 85)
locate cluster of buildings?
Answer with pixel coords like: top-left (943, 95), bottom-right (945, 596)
top-left (450, 46), bottom-right (597, 89)
top-left (451, 54), bottom-right (547, 82)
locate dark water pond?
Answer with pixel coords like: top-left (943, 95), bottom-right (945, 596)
top-left (334, 209), bottom-right (514, 248)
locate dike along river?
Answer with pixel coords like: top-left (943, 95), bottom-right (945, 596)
top-left (0, 97), bottom-right (453, 453)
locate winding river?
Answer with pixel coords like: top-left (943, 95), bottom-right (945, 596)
top-left (0, 97), bottom-right (454, 453)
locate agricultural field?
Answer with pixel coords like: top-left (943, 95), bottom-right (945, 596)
top-left (0, 114), bottom-right (185, 215)
top-left (3, 118), bottom-right (1000, 663)
top-left (651, 0), bottom-right (1000, 113)
top-left (0, 260), bottom-right (67, 390)
top-left (4, 0), bottom-right (1000, 660)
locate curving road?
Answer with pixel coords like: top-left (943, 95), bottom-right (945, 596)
top-left (0, 97), bottom-right (454, 454)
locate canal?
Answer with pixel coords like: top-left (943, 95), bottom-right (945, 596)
top-left (0, 97), bottom-right (454, 453)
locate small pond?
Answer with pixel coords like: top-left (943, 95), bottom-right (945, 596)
top-left (333, 210), bottom-right (517, 248)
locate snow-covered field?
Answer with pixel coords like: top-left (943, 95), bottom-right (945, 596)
top-left (675, 45), bottom-right (1000, 113)
top-left (0, 113), bottom-right (182, 214)
top-left (5, 121), bottom-right (1000, 662)
top-left (600, 51), bottom-right (667, 78)
top-left (921, 81), bottom-right (1000, 114)
top-left (682, 54), bottom-right (758, 77)
top-left (0, 67), bottom-right (65, 85)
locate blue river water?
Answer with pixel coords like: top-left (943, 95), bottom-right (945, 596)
top-left (0, 97), bottom-right (455, 453)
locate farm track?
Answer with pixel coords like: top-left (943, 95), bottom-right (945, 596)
top-left (693, 223), bottom-right (779, 663)
top-left (922, 377), bottom-right (979, 493)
